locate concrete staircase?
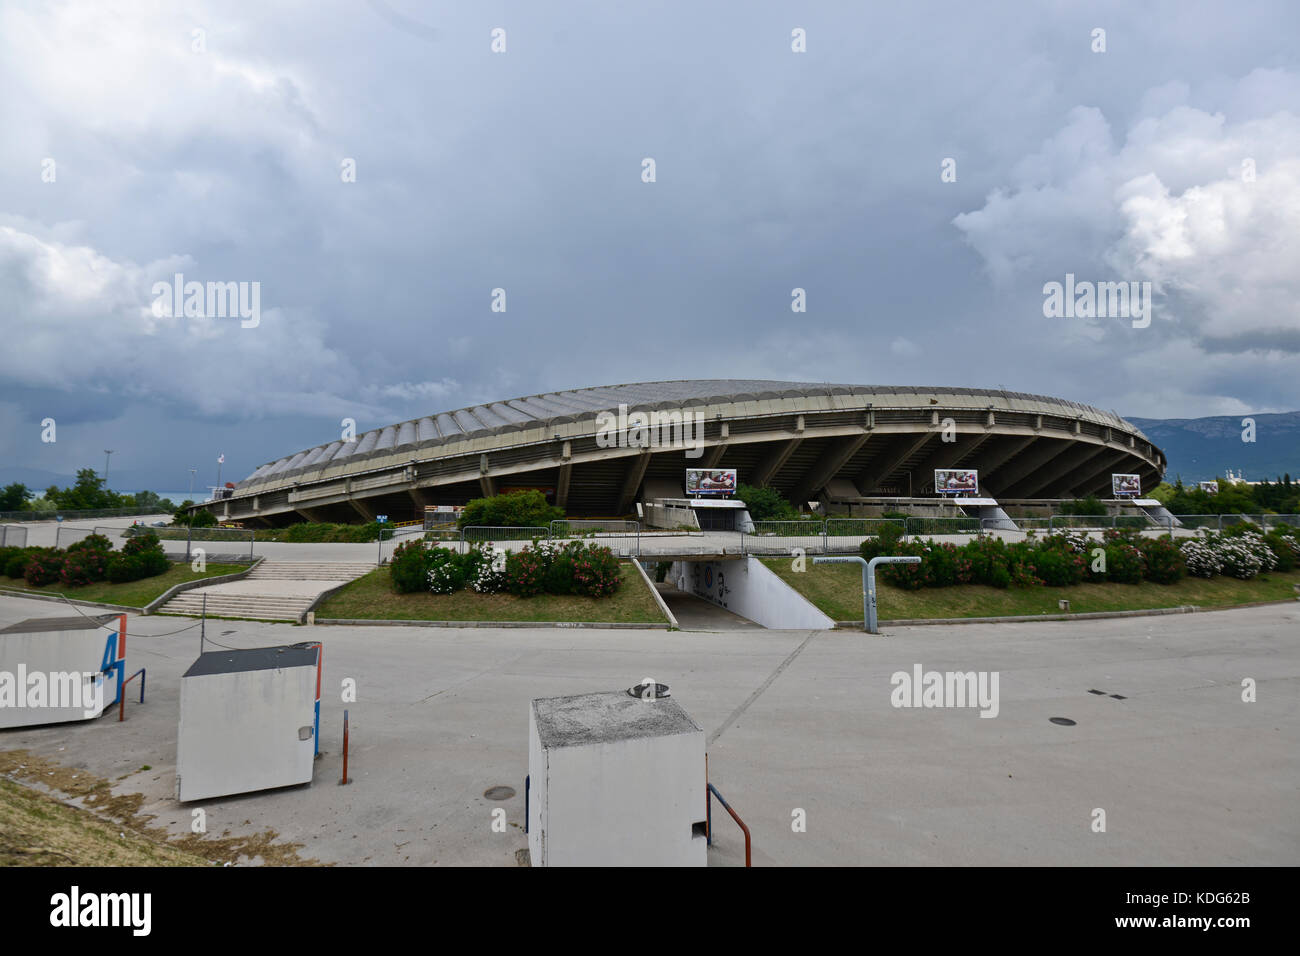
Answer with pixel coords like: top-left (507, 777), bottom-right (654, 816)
top-left (159, 561), bottom-right (377, 622)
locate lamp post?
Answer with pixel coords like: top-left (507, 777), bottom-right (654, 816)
top-left (188, 469), bottom-right (197, 497)
top-left (103, 449), bottom-right (114, 489)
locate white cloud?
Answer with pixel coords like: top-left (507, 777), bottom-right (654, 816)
top-left (954, 70), bottom-right (1300, 359)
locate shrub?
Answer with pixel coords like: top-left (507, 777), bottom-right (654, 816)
top-left (506, 547), bottom-right (547, 597)
top-left (1006, 541), bottom-right (1043, 587)
top-left (106, 554), bottom-right (147, 583)
top-left (1138, 536), bottom-right (1185, 584)
top-left (1058, 494), bottom-right (1107, 517)
top-left (735, 484), bottom-right (797, 521)
top-left (23, 549), bottom-right (65, 587)
top-left (4, 550), bottom-right (35, 579)
top-left (120, 531), bottom-right (169, 577)
top-left (426, 548), bottom-right (469, 594)
top-left (1180, 536), bottom-right (1221, 578)
top-left (1215, 531), bottom-right (1274, 579)
top-left (571, 544), bottom-right (621, 598)
top-left (458, 490), bottom-right (563, 530)
top-left (543, 545), bottom-right (577, 595)
top-left (963, 535), bottom-right (1012, 588)
top-left (1104, 542), bottom-right (1145, 584)
top-left (860, 522), bottom-right (906, 562)
top-left (469, 546), bottom-right (508, 593)
top-left (390, 540), bottom-right (433, 593)
top-left (879, 541), bottom-right (926, 590)
top-left (1029, 544), bottom-right (1086, 587)
top-left (1264, 531), bottom-right (1298, 572)
top-left (60, 548), bottom-right (109, 588)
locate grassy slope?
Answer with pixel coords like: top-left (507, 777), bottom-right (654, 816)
top-left (762, 559), bottom-right (1300, 621)
top-left (316, 564), bottom-right (667, 623)
top-left (0, 564), bottom-right (245, 608)
top-left (0, 776), bottom-right (207, 867)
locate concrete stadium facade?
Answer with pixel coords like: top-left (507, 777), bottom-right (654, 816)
top-left (203, 380), bottom-right (1166, 525)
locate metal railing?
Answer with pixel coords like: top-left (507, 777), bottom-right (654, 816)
top-left (0, 505), bottom-right (171, 522)
top-left (0, 525), bottom-right (28, 547)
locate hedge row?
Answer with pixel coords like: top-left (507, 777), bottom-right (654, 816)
top-left (0, 532), bottom-right (170, 588)
top-left (858, 524), bottom-right (1298, 591)
top-left (389, 539), bottom-right (622, 598)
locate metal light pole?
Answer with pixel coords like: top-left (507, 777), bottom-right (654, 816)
top-left (188, 468), bottom-right (197, 497)
top-left (813, 554), bottom-right (921, 633)
top-left (103, 449), bottom-right (114, 489)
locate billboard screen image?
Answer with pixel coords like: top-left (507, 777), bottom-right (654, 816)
top-left (1112, 473), bottom-right (1142, 498)
top-left (1199, 481), bottom-right (1219, 495)
top-left (686, 469), bottom-right (737, 496)
top-left (934, 469), bottom-right (978, 495)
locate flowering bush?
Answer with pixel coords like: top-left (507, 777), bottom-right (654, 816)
top-left (506, 547), bottom-right (547, 597)
top-left (60, 548), bottom-right (110, 587)
top-left (1215, 531), bottom-right (1274, 579)
top-left (426, 548), bottom-right (467, 594)
top-left (23, 549), bottom-right (64, 587)
top-left (1103, 542), bottom-right (1145, 584)
top-left (571, 543), bottom-right (621, 598)
top-left (1138, 536), bottom-right (1185, 584)
top-left (1181, 535), bottom-right (1222, 577)
top-left (1029, 543), bottom-right (1086, 586)
top-left (469, 545), bottom-right (508, 593)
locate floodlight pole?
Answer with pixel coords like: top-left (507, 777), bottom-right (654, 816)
top-left (813, 554), bottom-right (921, 634)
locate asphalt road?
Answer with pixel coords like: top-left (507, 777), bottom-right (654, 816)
top-left (0, 593), bottom-right (1295, 866)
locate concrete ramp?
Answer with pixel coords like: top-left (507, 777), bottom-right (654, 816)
top-left (669, 556), bottom-right (834, 630)
top-left (655, 584), bottom-right (758, 630)
top-left (1134, 498), bottom-right (1182, 528)
top-left (958, 498), bottom-right (1019, 531)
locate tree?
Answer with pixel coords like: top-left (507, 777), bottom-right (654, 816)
top-left (735, 483), bottom-right (797, 521)
top-left (457, 489), bottom-right (562, 528)
top-left (0, 482), bottom-right (32, 512)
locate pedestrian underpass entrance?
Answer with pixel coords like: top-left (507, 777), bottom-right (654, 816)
top-left (653, 556), bottom-right (835, 630)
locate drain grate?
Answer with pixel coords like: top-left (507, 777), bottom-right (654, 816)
top-left (1049, 717), bottom-right (1076, 726)
top-left (483, 786), bottom-right (516, 801)
top-left (1088, 689), bottom-right (1106, 695)
top-left (1110, 694), bottom-right (1126, 700)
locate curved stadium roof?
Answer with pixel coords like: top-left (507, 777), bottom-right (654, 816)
top-left (214, 380), bottom-right (1164, 523)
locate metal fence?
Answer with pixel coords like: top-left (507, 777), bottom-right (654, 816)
top-left (549, 520), bottom-right (641, 557)
top-left (0, 506), bottom-right (170, 522)
top-left (0, 525), bottom-right (28, 547)
top-left (741, 520), bottom-right (831, 555)
top-left (460, 526), bottom-right (552, 547)
top-left (740, 518), bottom-right (907, 555)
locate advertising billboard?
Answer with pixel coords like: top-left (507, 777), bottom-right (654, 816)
top-left (685, 469), bottom-right (737, 496)
top-left (1111, 473), bottom-right (1142, 498)
top-left (1199, 481), bottom-right (1219, 495)
top-left (934, 469), bottom-right (978, 496)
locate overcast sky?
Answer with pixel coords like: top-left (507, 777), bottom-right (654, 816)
top-left (2, 0), bottom-right (1297, 491)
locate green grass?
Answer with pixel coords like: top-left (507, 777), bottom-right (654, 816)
top-left (316, 564), bottom-right (668, 624)
top-left (762, 559), bottom-right (1300, 621)
top-left (0, 564), bottom-right (245, 608)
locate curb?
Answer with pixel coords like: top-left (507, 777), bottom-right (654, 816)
top-left (312, 618), bottom-right (670, 629)
top-left (631, 558), bottom-right (679, 629)
top-left (836, 596), bottom-right (1300, 628)
top-left (0, 588), bottom-right (138, 613)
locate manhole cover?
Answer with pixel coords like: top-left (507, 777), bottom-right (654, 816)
top-left (484, 786), bottom-right (515, 801)
top-left (627, 681), bottom-right (671, 699)
top-left (1049, 717), bottom-right (1077, 726)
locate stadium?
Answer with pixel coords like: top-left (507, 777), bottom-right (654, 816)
top-left (199, 380), bottom-right (1166, 527)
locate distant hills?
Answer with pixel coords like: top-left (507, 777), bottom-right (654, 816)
top-left (1126, 411), bottom-right (1300, 484)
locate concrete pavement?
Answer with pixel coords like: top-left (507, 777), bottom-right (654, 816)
top-left (0, 593), bottom-right (1295, 866)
